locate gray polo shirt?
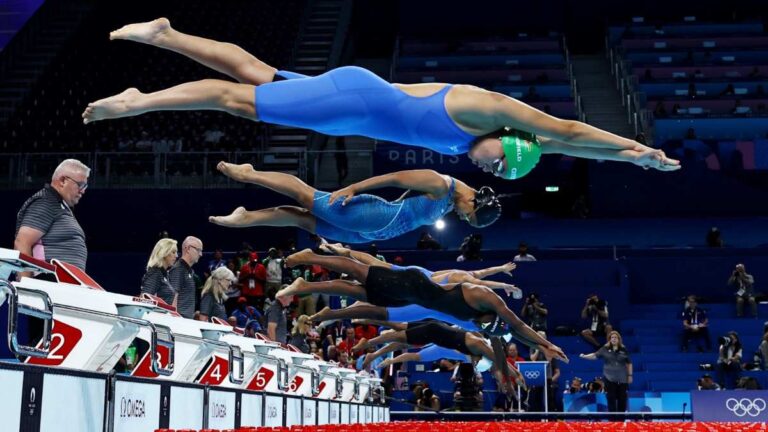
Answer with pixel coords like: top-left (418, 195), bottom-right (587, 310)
top-left (596, 346), bottom-right (632, 384)
top-left (15, 185), bottom-right (87, 270)
top-left (200, 292), bottom-right (227, 321)
top-left (141, 267), bottom-right (176, 306)
top-left (169, 259), bottom-right (197, 319)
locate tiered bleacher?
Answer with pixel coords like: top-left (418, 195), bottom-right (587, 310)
top-left (609, 18), bottom-right (768, 170)
top-left (392, 34), bottom-right (578, 120)
top-left (0, 0), bottom-right (304, 155)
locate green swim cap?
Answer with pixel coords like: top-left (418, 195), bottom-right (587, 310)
top-left (499, 130), bottom-right (542, 180)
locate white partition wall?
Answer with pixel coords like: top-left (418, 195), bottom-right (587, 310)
top-left (241, 394), bottom-right (263, 428)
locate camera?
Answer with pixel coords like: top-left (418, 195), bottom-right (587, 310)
top-left (718, 335), bottom-right (733, 347)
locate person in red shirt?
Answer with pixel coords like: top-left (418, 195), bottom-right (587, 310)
top-left (355, 323), bottom-right (378, 341)
top-left (506, 342), bottom-right (525, 367)
top-left (337, 327), bottom-right (361, 358)
top-left (239, 251), bottom-right (267, 310)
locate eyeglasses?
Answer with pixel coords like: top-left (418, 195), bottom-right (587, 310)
top-left (63, 176), bottom-right (89, 191)
top-left (188, 245), bottom-right (203, 254)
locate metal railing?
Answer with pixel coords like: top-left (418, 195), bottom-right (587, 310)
top-left (0, 148), bottom-right (376, 190)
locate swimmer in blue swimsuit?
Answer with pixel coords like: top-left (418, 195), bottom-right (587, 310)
top-left (207, 164), bottom-right (505, 243)
top-left (83, 18), bottom-right (681, 179)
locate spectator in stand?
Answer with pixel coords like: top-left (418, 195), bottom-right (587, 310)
top-left (355, 323), bottom-right (379, 341)
top-left (457, 233), bottom-right (483, 262)
top-left (717, 331), bottom-right (742, 389)
top-left (15, 159), bottom-right (90, 273)
top-left (288, 314), bottom-right (311, 353)
top-left (681, 295), bottom-right (711, 352)
top-left (530, 331), bottom-right (561, 412)
top-left (706, 227), bottom-right (724, 247)
top-left (580, 294), bottom-right (612, 349)
top-left (521, 292), bottom-right (548, 332)
top-left (356, 346), bottom-right (382, 377)
top-left (223, 258), bottom-right (242, 313)
top-left (266, 287), bottom-right (292, 343)
top-left (587, 377), bottom-right (605, 393)
top-left (231, 296), bottom-right (263, 328)
top-left (140, 238), bottom-right (178, 306)
top-left (169, 236), bottom-right (204, 319)
top-left (326, 344), bottom-right (339, 362)
top-left (513, 242), bottom-right (536, 262)
top-left (417, 388), bottom-right (441, 411)
top-left (506, 343), bottom-right (524, 367)
top-left (698, 373), bottom-right (721, 390)
top-left (758, 325), bottom-right (768, 370)
top-left (198, 266), bottom-right (236, 321)
top-left (298, 263), bottom-right (327, 316)
top-left (729, 264), bottom-right (756, 318)
top-left (580, 331), bottom-right (632, 413)
top-left (244, 319), bottom-right (262, 338)
top-left (564, 377), bottom-right (585, 394)
top-left (416, 231), bottom-right (442, 250)
top-left (205, 248), bottom-right (226, 279)
top-left (338, 351), bottom-right (352, 368)
top-left (337, 326), bottom-right (361, 358)
top-left (263, 247), bottom-right (284, 299)
top-left (239, 251), bottom-right (267, 310)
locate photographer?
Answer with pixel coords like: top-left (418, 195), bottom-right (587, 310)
top-left (580, 294), bottom-right (612, 349)
top-left (717, 331), bottom-right (743, 389)
top-left (457, 234), bottom-right (483, 262)
top-left (451, 355), bottom-right (484, 410)
top-left (521, 293), bottom-right (548, 332)
top-left (697, 373), bottom-right (721, 390)
top-left (729, 264), bottom-right (756, 317)
top-left (681, 295), bottom-right (711, 352)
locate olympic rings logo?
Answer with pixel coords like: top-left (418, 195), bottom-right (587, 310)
top-left (524, 371), bottom-right (541, 379)
top-left (725, 398), bottom-right (767, 417)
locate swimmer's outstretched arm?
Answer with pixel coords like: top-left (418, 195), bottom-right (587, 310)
top-left (539, 137), bottom-right (681, 171)
top-left (480, 292), bottom-right (568, 363)
top-left (469, 262), bottom-right (516, 279)
top-left (328, 169), bottom-right (449, 206)
top-left (473, 90), bottom-right (680, 169)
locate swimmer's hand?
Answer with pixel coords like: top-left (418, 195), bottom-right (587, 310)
top-left (501, 262), bottom-right (516, 277)
top-left (329, 185), bottom-right (358, 206)
top-left (539, 343), bottom-right (569, 363)
top-left (632, 146), bottom-right (681, 172)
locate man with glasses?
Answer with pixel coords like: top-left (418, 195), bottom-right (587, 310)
top-left (15, 159), bottom-right (90, 272)
top-left (169, 236), bottom-right (204, 319)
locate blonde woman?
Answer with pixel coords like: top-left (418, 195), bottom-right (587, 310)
top-left (198, 266), bottom-right (237, 321)
top-left (580, 330), bottom-right (633, 412)
top-left (140, 238), bottom-right (178, 306)
top-left (289, 315), bottom-right (312, 353)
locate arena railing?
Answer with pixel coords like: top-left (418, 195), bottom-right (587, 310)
top-left (0, 149), bottom-right (377, 190)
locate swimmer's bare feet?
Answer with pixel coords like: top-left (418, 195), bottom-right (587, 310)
top-left (310, 306), bottom-right (333, 322)
top-left (276, 277), bottom-right (306, 299)
top-left (209, 206), bottom-right (249, 227)
top-left (110, 17), bottom-right (172, 45)
top-left (216, 161), bottom-right (256, 182)
top-left (319, 242), bottom-right (350, 257)
top-left (285, 248), bottom-right (315, 268)
top-left (82, 88), bottom-right (143, 124)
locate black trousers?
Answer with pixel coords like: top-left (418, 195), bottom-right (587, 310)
top-left (604, 379), bottom-right (628, 412)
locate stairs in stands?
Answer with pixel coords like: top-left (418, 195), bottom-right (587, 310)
top-left (263, 0), bottom-right (351, 176)
top-left (571, 54), bottom-right (635, 138)
top-left (0, 0), bottom-right (91, 127)
top-left (558, 303), bottom-right (768, 392)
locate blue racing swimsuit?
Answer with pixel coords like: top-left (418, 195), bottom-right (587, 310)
top-left (257, 67), bottom-right (476, 155)
top-left (312, 178), bottom-right (455, 243)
